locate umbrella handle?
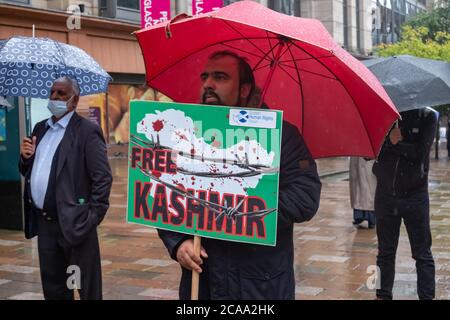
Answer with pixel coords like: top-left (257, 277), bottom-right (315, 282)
top-left (165, 13), bottom-right (191, 39)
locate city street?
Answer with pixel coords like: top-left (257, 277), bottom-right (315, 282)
top-left (1, 146), bottom-right (450, 300)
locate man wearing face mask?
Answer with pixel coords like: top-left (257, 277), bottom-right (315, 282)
top-left (19, 76), bottom-right (112, 300)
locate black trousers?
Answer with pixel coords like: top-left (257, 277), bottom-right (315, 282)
top-left (375, 191), bottom-right (435, 300)
top-left (36, 215), bottom-right (102, 300)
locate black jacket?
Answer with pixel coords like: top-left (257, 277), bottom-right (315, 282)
top-left (19, 112), bottom-right (113, 246)
top-left (373, 108), bottom-right (437, 198)
top-left (158, 121), bottom-right (321, 299)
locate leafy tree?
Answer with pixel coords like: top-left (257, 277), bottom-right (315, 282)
top-left (404, 0), bottom-right (450, 42)
top-left (376, 1), bottom-right (450, 126)
top-left (377, 26), bottom-right (450, 61)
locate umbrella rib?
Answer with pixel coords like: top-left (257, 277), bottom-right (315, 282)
top-left (252, 40), bottom-right (291, 80)
top-left (278, 62), bottom-right (337, 80)
top-left (221, 19), bottom-right (267, 57)
top-left (252, 41), bottom-right (280, 72)
top-left (50, 38), bottom-right (67, 67)
top-left (220, 42), bottom-right (268, 61)
top-left (289, 41), bottom-right (376, 155)
top-left (279, 54), bottom-right (335, 63)
top-left (265, 31), bottom-right (276, 61)
top-left (149, 36), bottom-right (281, 82)
top-left (254, 62), bottom-right (272, 72)
top-left (277, 64), bottom-right (302, 88)
top-left (286, 44), bottom-right (305, 135)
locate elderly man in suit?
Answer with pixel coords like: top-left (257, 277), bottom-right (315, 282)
top-left (19, 76), bottom-right (113, 300)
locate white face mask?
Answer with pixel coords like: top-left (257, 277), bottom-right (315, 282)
top-left (47, 96), bottom-right (73, 118)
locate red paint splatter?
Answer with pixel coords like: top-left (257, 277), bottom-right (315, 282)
top-left (151, 170), bottom-right (161, 178)
top-left (175, 132), bottom-right (188, 141)
top-left (191, 176), bottom-right (196, 181)
top-left (152, 120), bottom-right (164, 132)
top-left (210, 183), bottom-right (214, 187)
top-left (238, 146), bottom-right (244, 151)
top-left (190, 147), bottom-right (196, 155)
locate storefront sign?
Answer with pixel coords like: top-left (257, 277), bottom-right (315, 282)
top-left (141, 0), bottom-right (171, 28)
top-left (192, 0), bottom-right (223, 15)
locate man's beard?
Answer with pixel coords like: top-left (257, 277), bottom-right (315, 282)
top-left (201, 89), bottom-right (223, 105)
top-left (201, 88), bottom-right (243, 107)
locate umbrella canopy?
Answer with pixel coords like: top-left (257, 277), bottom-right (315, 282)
top-left (135, 1), bottom-right (398, 159)
top-left (363, 55), bottom-right (450, 112)
top-left (0, 96), bottom-right (13, 112)
top-left (0, 36), bottom-right (112, 99)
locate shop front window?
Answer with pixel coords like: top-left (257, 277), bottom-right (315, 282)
top-left (3, 0), bottom-right (29, 4)
top-left (117, 0), bottom-right (140, 10)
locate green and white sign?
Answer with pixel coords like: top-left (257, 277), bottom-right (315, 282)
top-left (127, 101), bottom-right (282, 246)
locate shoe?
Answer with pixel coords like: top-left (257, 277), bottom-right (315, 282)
top-left (352, 219), bottom-right (363, 226)
top-left (368, 223), bottom-right (375, 229)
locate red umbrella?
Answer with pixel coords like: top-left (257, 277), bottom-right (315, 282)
top-left (135, 0), bottom-right (399, 158)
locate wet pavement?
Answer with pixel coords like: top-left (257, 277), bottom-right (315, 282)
top-left (1, 146), bottom-right (450, 300)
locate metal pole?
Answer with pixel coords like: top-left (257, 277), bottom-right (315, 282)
top-left (435, 114), bottom-right (440, 159)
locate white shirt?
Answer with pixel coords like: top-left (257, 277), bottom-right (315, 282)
top-left (30, 111), bottom-right (74, 209)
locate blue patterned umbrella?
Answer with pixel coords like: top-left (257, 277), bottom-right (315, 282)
top-left (0, 36), bottom-right (112, 99)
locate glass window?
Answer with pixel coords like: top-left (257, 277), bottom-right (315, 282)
top-left (393, 12), bottom-right (401, 42)
top-left (0, 109), bottom-right (6, 143)
top-left (386, 0), bottom-right (392, 9)
top-left (268, 0), bottom-right (301, 16)
top-left (399, 0), bottom-right (406, 12)
top-left (356, 0), bottom-right (361, 50)
top-left (223, 0), bottom-right (240, 5)
top-left (117, 0), bottom-right (139, 11)
top-left (386, 7), bottom-right (393, 43)
top-left (3, 0), bottom-right (29, 4)
top-left (343, 0), bottom-right (348, 48)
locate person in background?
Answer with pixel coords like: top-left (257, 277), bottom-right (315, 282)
top-left (373, 107), bottom-right (437, 300)
top-left (19, 76), bottom-right (112, 300)
top-left (349, 157), bottom-right (376, 229)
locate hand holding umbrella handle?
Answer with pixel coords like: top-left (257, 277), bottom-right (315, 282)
top-left (20, 136), bottom-right (36, 159)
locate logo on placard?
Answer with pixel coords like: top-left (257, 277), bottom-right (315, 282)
top-left (234, 110), bottom-right (249, 123)
top-left (229, 109), bottom-right (277, 129)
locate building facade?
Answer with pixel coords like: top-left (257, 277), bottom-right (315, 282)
top-left (0, 0), bottom-right (432, 146)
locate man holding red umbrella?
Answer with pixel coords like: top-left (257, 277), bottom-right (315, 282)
top-left (157, 51), bottom-right (322, 300)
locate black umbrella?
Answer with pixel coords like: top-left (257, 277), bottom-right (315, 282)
top-left (363, 55), bottom-right (450, 112)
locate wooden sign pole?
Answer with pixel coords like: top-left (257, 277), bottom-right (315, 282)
top-left (191, 235), bottom-right (201, 300)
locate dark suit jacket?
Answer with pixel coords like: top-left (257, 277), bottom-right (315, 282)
top-left (19, 112), bottom-right (113, 246)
